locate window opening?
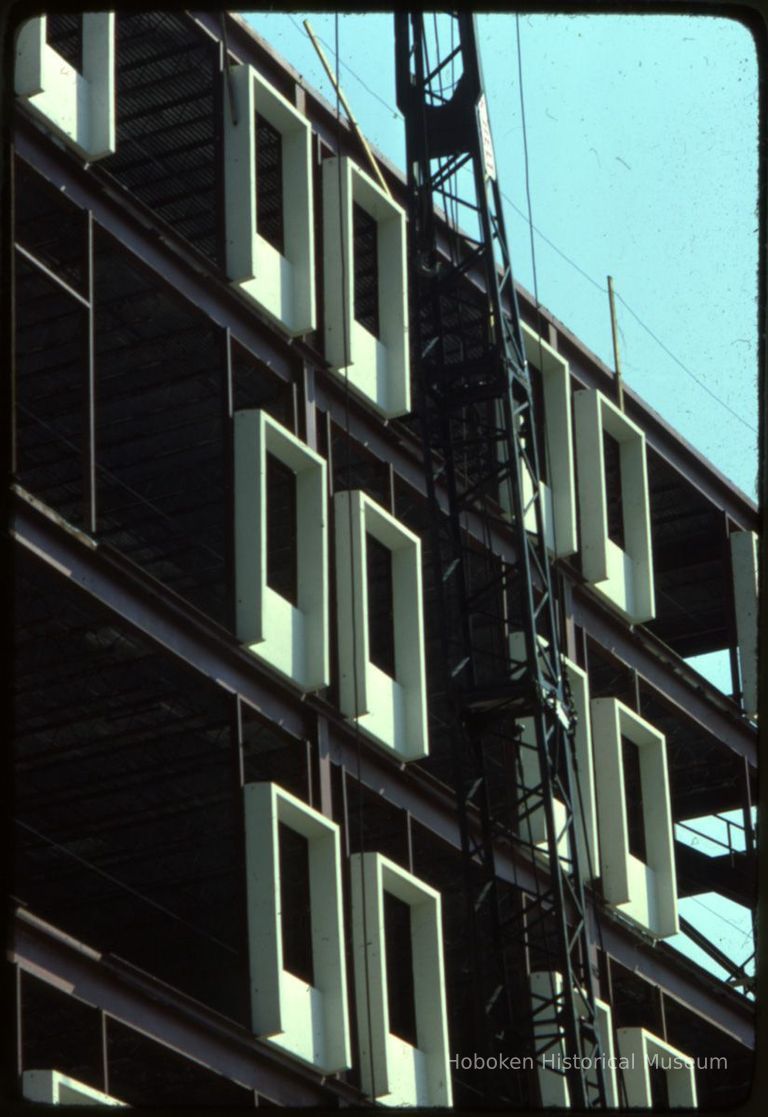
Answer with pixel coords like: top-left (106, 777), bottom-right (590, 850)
top-left (529, 362), bottom-right (548, 485)
top-left (603, 429), bottom-right (625, 548)
top-left (384, 891), bottom-right (418, 1045)
top-left (266, 452), bottom-right (298, 605)
top-left (366, 533), bottom-right (395, 676)
top-left (47, 14), bottom-right (83, 73)
top-left (353, 202), bottom-right (380, 337)
top-left (278, 822), bottom-right (314, 984)
top-left (621, 735), bottom-right (647, 862)
top-left (650, 1064), bottom-right (670, 1109)
top-left (256, 114), bottom-right (284, 254)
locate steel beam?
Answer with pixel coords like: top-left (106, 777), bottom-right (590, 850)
top-left (10, 486), bottom-right (757, 1050)
top-left (15, 87), bottom-right (758, 550)
top-left (570, 583), bottom-right (757, 767)
top-left (15, 130), bottom-right (515, 566)
top-left (594, 907), bottom-right (754, 1050)
top-left (11, 485), bottom-right (310, 742)
top-left (11, 908), bottom-right (367, 1107)
top-left (9, 484), bottom-right (531, 886)
top-left (675, 842), bottom-right (754, 908)
top-left (554, 329), bottom-right (758, 531)
top-left (13, 121), bottom-right (296, 384)
top-left (15, 116), bottom-right (756, 589)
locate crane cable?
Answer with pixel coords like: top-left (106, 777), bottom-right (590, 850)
top-left (514, 13), bottom-right (621, 1106)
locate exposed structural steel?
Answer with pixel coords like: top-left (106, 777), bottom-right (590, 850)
top-left (396, 13), bottom-right (604, 1107)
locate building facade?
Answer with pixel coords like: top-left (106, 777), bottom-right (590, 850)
top-left (8, 10), bottom-right (758, 1108)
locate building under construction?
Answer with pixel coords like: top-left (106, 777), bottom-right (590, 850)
top-left (8, 10), bottom-right (758, 1109)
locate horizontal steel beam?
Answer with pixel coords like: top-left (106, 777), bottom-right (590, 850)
top-left (16, 82), bottom-right (759, 551)
top-left (555, 329), bottom-right (758, 531)
top-left (10, 484), bottom-right (536, 886)
top-left (10, 908), bottom-right (367, 1107)
top-left (571, 584), bottom-right (757, 768)
top-left (10, 487), bottom-right (756, 1047)
top-left (591, 907), bottom-right (755, 1050)
top-left (676, 842), bottom-right (755, 909)
top-left (14, 121), bottom-right (296, 383)
top-left (11, 486), bottom-right (310, 742)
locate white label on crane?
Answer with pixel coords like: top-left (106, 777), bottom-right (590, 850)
top-left (477, 94), bottom-right (497, 181)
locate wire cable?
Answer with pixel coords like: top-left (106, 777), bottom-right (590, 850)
top-left (333, 15), bottom-right (378, 1104)
top-left (17, 401), bottom-right (226, 565)
top-left (515, 16), bottom-right (615, 1106)
top-left (15, 818), bottom-right (239, 955)
top-left (615, 292), bottom-right (757, 434)
top-left (274, 17), bottom-right (756, 438)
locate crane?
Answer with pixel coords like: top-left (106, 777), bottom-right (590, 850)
top-left (395, 13), bottom-right (606, 1107)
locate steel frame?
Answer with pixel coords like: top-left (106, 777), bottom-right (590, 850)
top-left (11, 908), bottom-right (368, 1108)
top-left (10, 481), bottom-right (756, 1051)
top-left (12, 147), bottom-right (755, 768)
top-left (7, 9), bottom-right (758, 1106)
top-left (14, 112), bottom-right (758, 538)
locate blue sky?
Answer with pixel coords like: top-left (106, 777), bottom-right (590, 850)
top-left (245, 11), bottom-right (759, 503)
top-left (244, 11), bottom-right (758, 988)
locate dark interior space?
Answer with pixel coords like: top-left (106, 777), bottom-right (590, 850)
top-left (99, 11), bottom-right (223, 266)
top-left (13, 554), bottom-right (248, 1025)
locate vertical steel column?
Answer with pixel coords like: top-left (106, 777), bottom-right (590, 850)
top-left (315, 715), bottom-right (334, 820)
top-left (100, 1010), bottom-right (109, 1096)
top-left (405, 811), bottom-right (414, 874)
top-left (724, 515), bottom-right (745, 707)
top-left (301, 361), bottom-right (318, 450)
top-left (84, 212), bottom-right (97, 535)
top-left (15, 965), bottom-right (23, 1080)
top-left (223, 328), bottom-right (236, 634)
top-left (8, 147), bottom-right (18, 477)
top-left (231, 694), bottom-right (250, 1026)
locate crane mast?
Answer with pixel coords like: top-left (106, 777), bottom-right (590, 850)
top-left (395, 13), bottom-right (606, 1107)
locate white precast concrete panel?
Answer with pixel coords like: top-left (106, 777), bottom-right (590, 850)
top-left (244, 782), bottom-right (351, 1073)
top-left (573, 389), bottom-right (655, 623)
top-left (529, 972), bottom-right (618, 1107)
top-left (323, 157), bottom-right (410, 417)
top-left (500, 321), bottom-right (577, 556)
top-left (350, 852), bottom-right (452, 1107)
top-left (22, 1069), bottom-right (126, 1105)
top-left (730, 530), bottom-right (758, 718)
top-left (515, 653), bottom-right (599, 878)
top-left (235, 410), bottom-right (328, 691)
top-left (617, 1027), bottom-right (698, 1107)
top-left (15, 16), bottom-right (115, 160)
top-left (591, 698), bottom-right (678, 938)
top-left (334, 490), bottom-right (428, 759)
top-left (224, 64), bottom-right (315, 335)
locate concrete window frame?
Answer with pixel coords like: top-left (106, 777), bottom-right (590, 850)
top-left (334, 490), bottom-right (427, 759)
top-left (22, 1070), bottom-right (126, 1106)
top-left (573, 388), bottom-right (655, 622)
top-left (501, 321), bottom-right (577, 556)
top-left (529, 972), bottom-right (618, 1107)
top-left (730, 530), bottom-right (758, 719)
top-left (235, 410), bottom-right (328, 692)
top-left (515, 655), bottom-right (599, 879)
top-left (350, 852), bottom-right (452, 1107)
top-left (15, 16), bottom-right (115, 161)
top-left (617, 1027), bottom-right (698, 1107)
top-left (322, 156), bottom-right (409, 418)
top-left (591, 698), bottom-right (678, 939)
top-left (224, 63), bottom-right (315, 336)
top-left (244, 782), bottom-right (351, 1073)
